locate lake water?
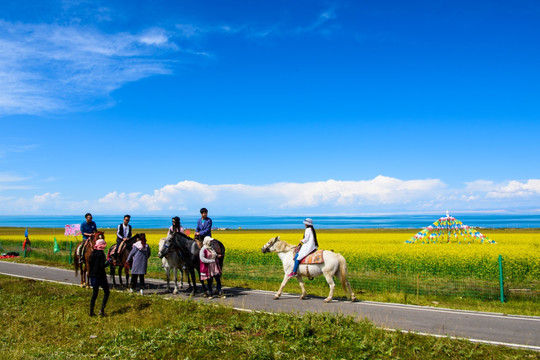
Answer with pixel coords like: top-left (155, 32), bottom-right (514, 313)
top-left (0, 214), bottom-right (539, 229)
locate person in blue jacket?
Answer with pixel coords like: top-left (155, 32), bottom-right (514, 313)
top-left (79, 213), bottom-right (97, 262)
top-left (195, 208), bottom-right (212, 240)
top-left (81, 213), bottom-right (97, 240)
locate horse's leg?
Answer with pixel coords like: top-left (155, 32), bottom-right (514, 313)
top-left (118, 266), bottom-right (123, 288)
top-left (274, 274), bottom-right (291, 300)
top-left (110, 265), bottom-right (116, 288)
top-left (347, 280), bottom-right (356, 302)
top-left (188, 268), bottom-right (197, 294)
top-left (86, 261), bottom-right (90, 288)
top-left (173, 267), bottom-right (179, 294)
top-left (79, 260), bottom-right (85, 287)
top-left (125, 267), bottom-right (130, 288)
top-left (186, 268), bottom-right (193, 289)
top-left (297, 274), bottom-right (308, 300)
top-left (165, 266), bottom-right (171, 293)
top-left (323, 271), bottom-right (336, 303)
top-left (180, 266), bottom-right (184, 289)
top-left (82, 259), bottom-right (88, 287)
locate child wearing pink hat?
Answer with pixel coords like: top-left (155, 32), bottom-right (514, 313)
top-left (88, 239), bottom-right (110, 316)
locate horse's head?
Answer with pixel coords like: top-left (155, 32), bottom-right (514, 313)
top-left (92, 231), bottom-right (105, 242)
top-left (261, 236), bottom-right (280, 253)
top-left (158, 234), bottom-right (174, 259)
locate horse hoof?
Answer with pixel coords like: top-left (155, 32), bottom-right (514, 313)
top-left (351, 296), bottom-right (356, 302)
top-left (273, 296), bottom-right (280, 300)
top-left (173, 290), bottom-right (178, 295)
top-left (300, 295), bottom-right (307, 300)
top-left (323, 298), bottom-right (332, 303)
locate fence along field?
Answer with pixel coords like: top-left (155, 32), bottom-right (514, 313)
top-left (1, 228), bottom-right (539, 303)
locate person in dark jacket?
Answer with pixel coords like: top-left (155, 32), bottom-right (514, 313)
top-left (88, 239), bottom-right (110, 317)
top-left (112, 214), bottom-right (132, 259)
top-left (127, 235), bottom-right (151, 295)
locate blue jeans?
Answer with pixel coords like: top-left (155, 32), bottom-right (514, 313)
top-left (293, 253), bottom-right (300, 273)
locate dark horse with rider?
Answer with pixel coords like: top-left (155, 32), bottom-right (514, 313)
top-left (158, 231), bottom-right (225, 297)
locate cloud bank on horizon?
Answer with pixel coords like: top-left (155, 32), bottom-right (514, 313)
top-left (1, 176), bottom-right (539, 215)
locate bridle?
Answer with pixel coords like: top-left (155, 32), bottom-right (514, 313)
top-left (261, 236), bottom-right (279, 253)
top-left (159, 235), bottom-right (181, 258)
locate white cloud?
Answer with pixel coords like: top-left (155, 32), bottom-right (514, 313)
top-left (175, 6), bottom-right (338, 40)
top-left (486, 179), bottom-right (540, 198)
top-left (0, 21), bottom-right (184, 115)
top-left (294, 8), bottom-right (337, 34)
top-left (0, 172), bottom-right (32, 190)
top-left (138, 28), bottom-right (173, 46)
top-left (0, 172), bottom-right (28, 183)
top-left (0, 144), bottom-right (39, 158)
top-left (33, 192), bottom-right (60, 203)
top-left (2, 177), bottom-right (540, 215)
top-left (92, 176), bottom-right (444, 213)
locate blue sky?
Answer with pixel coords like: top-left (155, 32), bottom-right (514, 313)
top-left (1, 0), bottom-right (539, 215)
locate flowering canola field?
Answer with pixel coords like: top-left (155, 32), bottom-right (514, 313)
top-left (2, 228), bottom-right (539, 284)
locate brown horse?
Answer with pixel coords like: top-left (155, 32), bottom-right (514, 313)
top-left (74, 231), bottom-right (105, 287)
top-left (106, 233), bottom-right (145, 288)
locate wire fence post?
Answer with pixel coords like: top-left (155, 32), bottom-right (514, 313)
top-left (498, 254), bottom-right (505, 303)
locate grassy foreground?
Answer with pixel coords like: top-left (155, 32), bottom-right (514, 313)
top-left (0, 275), bottom-right (537, 360)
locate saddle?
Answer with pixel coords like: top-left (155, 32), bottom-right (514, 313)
top-left (117, 240), bottom-right (129, 255)
top-left (299, 250), bottom-right (324, 264)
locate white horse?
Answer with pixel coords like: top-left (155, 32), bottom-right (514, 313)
top-left (261, 236), bottom-right (356, 303)
top-left (158, 237), bottom-right (186, 294)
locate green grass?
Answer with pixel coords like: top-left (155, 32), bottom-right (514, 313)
top-left (0, 275), bottom-right (538, 359)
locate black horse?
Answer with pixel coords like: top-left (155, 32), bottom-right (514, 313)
top-left (162, 232), bottom-right (225, 294)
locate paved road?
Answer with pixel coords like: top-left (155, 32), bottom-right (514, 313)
top-left (1, 260), bottom-right (539, 351)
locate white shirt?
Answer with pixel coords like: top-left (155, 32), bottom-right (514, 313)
top-left (117, 224), bottom-right (130, 240)
top-left (297, 227), bottom-right (317, 260)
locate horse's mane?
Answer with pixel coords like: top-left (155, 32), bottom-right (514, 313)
top-left (171, 232), bottom-right (195, 246)
top-left (275, 238), bottom-right (296, 252)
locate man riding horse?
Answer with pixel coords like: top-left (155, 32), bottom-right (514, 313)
top-left (112, 215), bottom-right (132, 260)
top-left (79, 213), bottom-right (97, 263)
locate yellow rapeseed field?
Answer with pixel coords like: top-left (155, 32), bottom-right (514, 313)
top-left (2, 228), bottom-right (539, 283)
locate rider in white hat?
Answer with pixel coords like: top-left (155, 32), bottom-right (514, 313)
top-left (288, 218), bottom-right (318, 277)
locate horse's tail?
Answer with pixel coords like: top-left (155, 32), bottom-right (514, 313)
top-left (336, 253), bottom-right (350, 293)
